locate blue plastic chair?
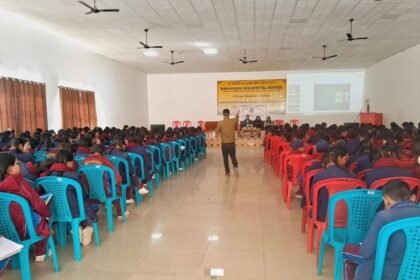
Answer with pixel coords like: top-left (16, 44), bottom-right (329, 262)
top-left (78, 165), bottom-right (126, 232)
top-left (318, 190), bottom-right (384, 280)
top-left (169, 141), bottom-right (181, 173)
top-left (183, 138), bottom-right (192, 166)
top-left (159, 143), bottom-right (173, 179)
top-left (36, 176), bottom-right (100, 261)
top-left (127, 153), bottom-right (153, 194)
top-left (74, 156), bottom-right (85, 166)
top-left (32, 151), bottom-right (48, 164)
top-left (106, 155), bottom-right (142, 207)
top-left (190, 137), bottom-right (198, 161)
top-left (372, 216), bottom-right (420, 280)
top-left (175, 139), bottom-right (189, 169)
top-left (198, 134), bottom-right (206, 158)
top-left (0, 193), bottom-right (60, 280)
top-left (146, 146), bottom-right (161, 186)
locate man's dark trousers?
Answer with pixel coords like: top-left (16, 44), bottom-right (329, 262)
top-left (221, 142), bottom-right (238, 174)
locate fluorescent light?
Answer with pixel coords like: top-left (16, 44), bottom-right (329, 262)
top-left (203, 48), bottom-right (218, 55)
top-left (208, 234), bottom-right (219, 241)
top-left (151, 233), bottom-right (162, 240)
top-left (144, 50), bottom-right (158, 57)
top-left (195, 42), bottom-right (209, 47)
top-left (210, 268), bottom-right (224, 277)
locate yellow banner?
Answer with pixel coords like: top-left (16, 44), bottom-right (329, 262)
top-left (217, 79), bottom-right (287, 115)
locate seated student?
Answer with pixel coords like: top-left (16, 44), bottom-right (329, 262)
top-left (125, 133), bottom-right (154, 185)
top-left (310, 145), bottom-right (356, 221)
top-left (75, 137), bottom-right (93, 156)
top-left (347, 139), bottom-right (371, 168)
top-left (106, 135), bottom-right (149, 198)
top-left (364, 149), bottom-right (413, 187)
top-left (9, 138), bottom-right (33, 163)
top-left (82, 144), bottom-right (128, 219)
top-left (0, 153), bottom-right (51, 262)
top-left (264, 116), bottom-right (274, 127)
top-left (253, 116), bottom-right (264, 129)
top-left (19, 158), bottom-right (55, 182)
top-left (307, 139), bottom-right (330, 172)
top-left (35, 133), bottom-right (55, 152)
top-left (345, 180), bottom-right (420, 280)
top-left (413, 139), bottom-right (420, 179)
top-left (41, 150), bottom-right (97, 246)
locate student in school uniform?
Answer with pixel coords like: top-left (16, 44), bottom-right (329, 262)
top-left (125, 133), bottom-right (153, 185)
top-left (310, 145), bottom-right (356, 221)
top-left (364, 149), bottom-right (414, 187)
top-left (0, 153), bottom-right (51, 262)
top-left (346, 180), bottom-right (420, 280)
top-left (75, 137), bottom-right (93, 156)
top-left (36, 133), bottom-right (55, 152)
top-left (9, 138), bottom-right (33, 163)
top-left (19, 158), bottom-right (55, 182)
top-left (82, 144), bottom-right (128, 219)
top-left (41, 150), bottom-right (96, 246)
top-left (106, 135), bottom-right (149, 198)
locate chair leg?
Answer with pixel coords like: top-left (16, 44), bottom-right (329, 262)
top-left (119, 197), bottom-right (127, 223)
top-left (147, 181), bottom-right (154, 195)
top-left (57, 222), bottom-right (67, 246)
top-left (155, 173), bottom-right (161, 187)
top-left (71, 222), bottom-right (82, 261)
top-left (301, 208), bottom-right (307, 233)
top-left (317, 233), bottom-right (327, 275)
top-left (105, 200), bottom-right (114, 232)
top-left (121, 187), bottom-right (127, 214)
top-left (307, 220), bottom-right (314, 253)
top-left (19, 246), bottom-right (31, 280)
top-left (134, 186), bottom-right (142, 206)
top-left (333, 246), bottom-right (344, 280)
top-left (93, 222), bottom-right (100, 246)
top-left (316, 226), bottom-right (325, 264)
top-left (48, 237), bottom-right (60, 272)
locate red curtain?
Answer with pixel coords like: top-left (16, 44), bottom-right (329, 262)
top-left (0, 77), bottom-right (48, 133)
top-left (60, 87), bottom-right (97, 129)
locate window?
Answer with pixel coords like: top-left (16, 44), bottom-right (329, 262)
top-left (59, 87), bottom-right (97, 129)
top-left (0, 77), bottom-right (48, 133)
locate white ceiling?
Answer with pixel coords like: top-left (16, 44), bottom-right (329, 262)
top-left (1, 0), bottom-right (420, 74)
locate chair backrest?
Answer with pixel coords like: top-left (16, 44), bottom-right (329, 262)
top-left (348, 162), bottom-right (357, 173)
top-left (274, 120), bottom-right (284, 126)
top-left (327, 190), bottom-right (383, 245)
top-left (373, 217), bottom-right (420, 280)
top-left (284, 153), bottom-right (311, 185)
top-left (357, 168), bottom-right (371, 180)
top-left (303, 144), bottom-right (315, 155)
top-left (106, 155), bottom-right (131, 187)
top-left (172, 121), bottom-right (181, 128)
top-left (36, 176), bottom-right (86, 223)
top-left (304, 168), bottom-right (323, 209)
top-left (183, 120), bottom-right (192, 128)
top-left (146, 145), bottom-right (162, 167)
top-left (290, 119), bottom-right (299, 126)
top-left (127, 152), bottom-right (146, 180)
top-left (312, 178), bottom-right (367, 223)
top-left (370, 177), bottom-right (420, 201)
top-left (0, 193), bottom-right (40, 243)
top-left (198, 121), bottom-right (206, 130)
top-left (74, 155), bottom-right (86, 166)
top-left (160, 143), bottom-right (172, 163)
top-left (301, 160), bottom-right (320, 179)
top-left (78, 165), bottom-right (117, 201)
top-left (190, 137), bottom-right (198, 152)
top-left (170, 141), bottom-right (181, 159)
top-left (396, 159), bottom-right (416, 169)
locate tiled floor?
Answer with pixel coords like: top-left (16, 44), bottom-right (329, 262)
top-left (3, 148), bottom-right (333, 280)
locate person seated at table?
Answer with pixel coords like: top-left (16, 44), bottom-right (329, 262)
top-left (364, 149), bottom-right (413, 187)
top-left (253, 116), bottom-right (264, 129)
top-left (240, 115), bottom-right (253, 128)
top-left (264, 116), bottom-right (274, 127)
top-left (345, 180), bottom-right (420, 280)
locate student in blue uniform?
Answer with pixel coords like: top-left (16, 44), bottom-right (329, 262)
top-left (364, 149), bottom-right (413, 187)
top-left (310, 145), bottom-right (356, 221)
top-left (352, 180), bottom-right (420, 280)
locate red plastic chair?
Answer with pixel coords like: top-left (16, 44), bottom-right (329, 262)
top-left (396, 159), bottom-right (416, 169)
top-left (348, 162), bottom-right (357, 173)
top-left (172, 120), bottom-right (181, 128)
top-left (357, 168), bottom-right (371, 180)
top-left (183, 120), bottom-right (192, 128)
top-left (301, 160), bottom-right (320, 180)
top-left (282, 153), bottom-right (312, 209)
top-left (370, 177), bottom-right (420, 201)
top-left (276, 148), bottom-right (292, 176)
top-left (290, 119), bottom-right (299, 126)
top-left (307, 178), bottom-right (367, 257)
top-left (264, 135), bottom-right (274, 162)
top-left (274, 120), bottom-right (284, 126)
top-left (303, 144), bottom-right (315, 155)
top-left (302, 169), bottom-right (323, 234)
top-left (197, 121), bottom-right (206, 130)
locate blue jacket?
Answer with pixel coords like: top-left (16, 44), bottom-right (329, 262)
top-left (364, 167), bottom-right (414, 188)
top-left (357, 201), bottom-right (420, 280)
top-left (354, 154), bottom-right (372, 174)
top-left (311, 165), bottom-right (356, 221)
top-left (10, 150), bottom-right (33, 163)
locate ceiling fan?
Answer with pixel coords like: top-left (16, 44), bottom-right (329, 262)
top-left (78, 0), bottom-right (119, 15)
top-left (162, 50), bottom-right (184, 65)
top-left (340, 18), bottom-right (368, 41)
top-left (138, 29), bottom-right (163, 49)
top-left (313, 45), bottom-right (338, 60)
top-left (239, 50), bottom-right (258, 64)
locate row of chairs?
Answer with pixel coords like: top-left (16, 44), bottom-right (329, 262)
top-left (0, 135), bottom-right (207, 280)
top-left (172, 120), bottom-right (206, 131)
top-left (274, 119), bottom-right (299, 126)
top-left (264, 135), bottom-right (420, 279)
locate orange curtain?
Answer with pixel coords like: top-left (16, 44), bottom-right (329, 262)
top-left (0, 77), bottom-right (48, 133)
top-left (60, 87), bottom-right (97, 129)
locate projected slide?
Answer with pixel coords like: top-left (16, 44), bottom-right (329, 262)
top-left (314, 84), bottom-right (351, 111)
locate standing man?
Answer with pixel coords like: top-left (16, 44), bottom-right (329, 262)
top-left (216, 109), bottom-right (239, 176)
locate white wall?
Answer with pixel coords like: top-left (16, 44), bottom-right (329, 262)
top-left (365, 43), bottom-right (420, 125)
top-left (0, 10), bottom-right (148, 131)
top-left (148, 71), bottom-right (362, 128)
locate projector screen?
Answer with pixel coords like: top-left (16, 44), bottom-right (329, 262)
top-left (286, 71), bottom-right (364, 114)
